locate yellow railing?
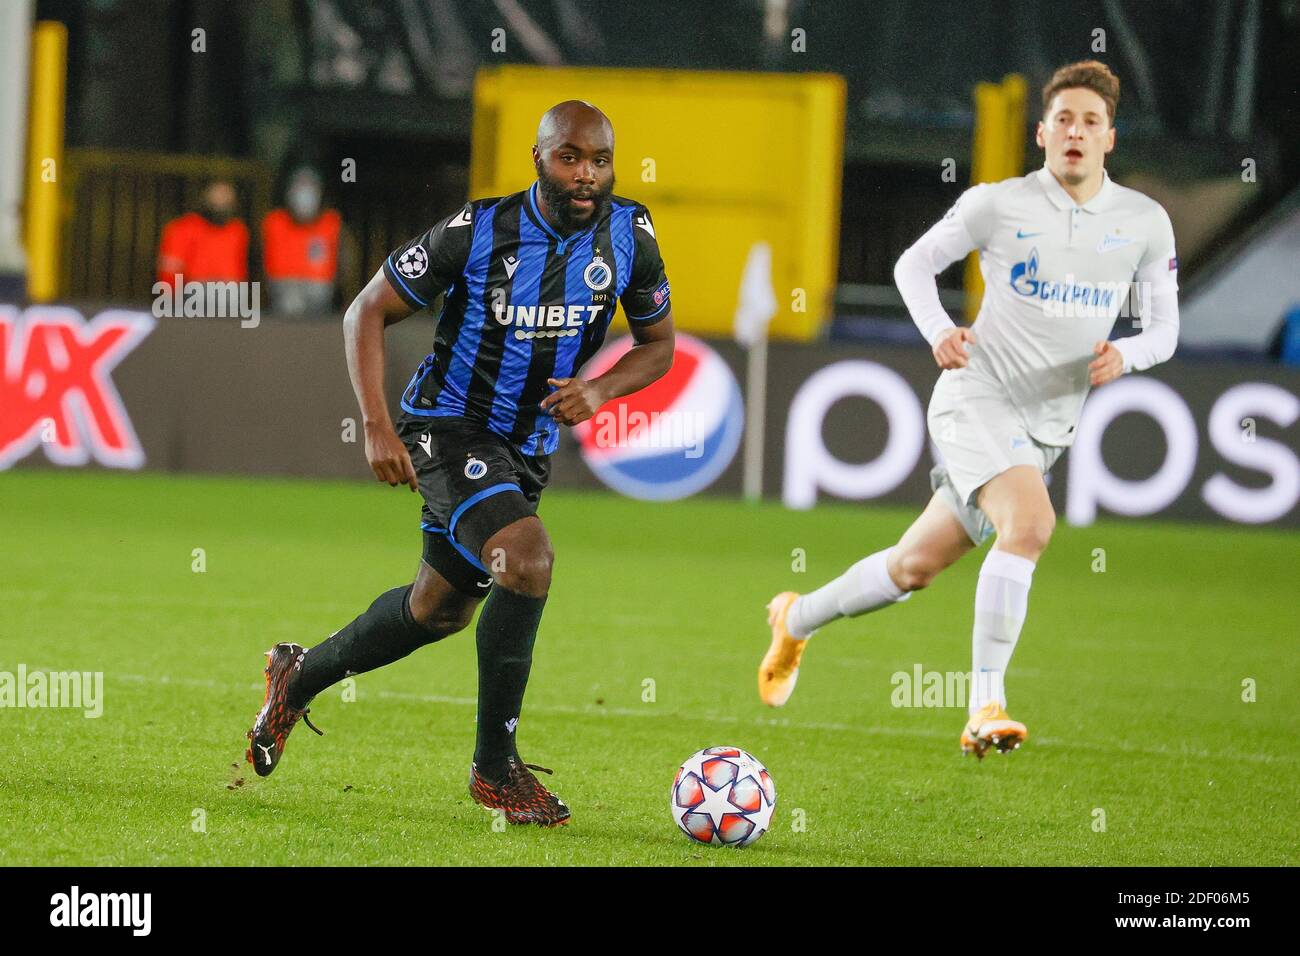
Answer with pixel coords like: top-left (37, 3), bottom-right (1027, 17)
top-left (24, 21), bottom-right (66, 302)
top-left (59, 150), bottom-right (272, 301)
top-left (964, 73), bottom-right (1027, 323)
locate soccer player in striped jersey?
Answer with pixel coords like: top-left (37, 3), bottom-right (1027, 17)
top-left (246, 101), bottom-right (674, 823)
top-left (759, 62), bottom-right (1180, 757)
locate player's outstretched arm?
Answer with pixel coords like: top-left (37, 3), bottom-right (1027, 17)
top-left (1093, 208), bottom-right (1180, 386)
top-left (1092, 260), bottom-right (1180, 386)
top-left (893, 188), bottom-right (986, 368)
top-left (1109, 282), bottom-right (1180, 382)
top-left (343, 268), bottom-right (419, 491)
top-left (541, 310), bottom-right (675, 427)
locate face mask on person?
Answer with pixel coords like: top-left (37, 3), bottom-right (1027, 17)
top-left (288, 185), bottom-right (321, 221)
top-left (203, 203), bottom-right (233, 226)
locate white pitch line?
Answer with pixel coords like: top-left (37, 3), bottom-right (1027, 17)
top-left (1, 587), bottom-right (1258, 698)
top-left (88, 669), bottom-right (1296, 767)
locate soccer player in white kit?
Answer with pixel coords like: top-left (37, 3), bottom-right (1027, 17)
top-left (758, 61), bottom-right (1181, 757)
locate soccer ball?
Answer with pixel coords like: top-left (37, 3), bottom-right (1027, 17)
top-left (670, 746), bottom-right (776, 847)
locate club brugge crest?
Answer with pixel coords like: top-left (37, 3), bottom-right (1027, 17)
top-left (574, 333), bottom-right (743, 501)
top-left (464, 456), bottom-right (488, 479)
top-left (583, 255), bottom-right (612, 292)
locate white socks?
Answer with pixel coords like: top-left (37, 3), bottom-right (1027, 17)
top-left (785, 546), bottom-right (1037, 716)
top-left (969, 548), bottom-right (1036, 715)
top-left (786, 548), bottom-right (912, 638)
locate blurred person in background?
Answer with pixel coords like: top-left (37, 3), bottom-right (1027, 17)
top-left (261, 166), bottom-right (345, 315)
top-left (156, 180), bottom-right (249, 291)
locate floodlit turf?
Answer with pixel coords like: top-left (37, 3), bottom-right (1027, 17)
top-left (1, 469), bottom-right (1296, 866)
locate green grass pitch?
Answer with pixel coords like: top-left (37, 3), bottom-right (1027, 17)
top-left (1, 469), bottom-right (1296, 866)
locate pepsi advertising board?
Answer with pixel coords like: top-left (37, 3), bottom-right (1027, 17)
top-left (573, 334), bottom-right (744, 501)
top-left (3, 303), bottom-right (1297, 528)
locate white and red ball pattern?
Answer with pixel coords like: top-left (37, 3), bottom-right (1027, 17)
top-left (670, 746), bottom-right (776, 847)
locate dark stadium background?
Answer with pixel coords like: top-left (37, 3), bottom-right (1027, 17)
top-left (27, 0), bottom-right (1300, 322)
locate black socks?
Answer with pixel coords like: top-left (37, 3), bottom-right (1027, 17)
top-left (289, 581), bottom-right (548, 781)
top-left (472, 586), bottom-right (547, 781)
top-left (289, 585), bottom-right (442, 708)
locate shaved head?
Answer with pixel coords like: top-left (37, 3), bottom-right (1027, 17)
top-left (536, 100), bottom-right (614, 151)
top-left (531, 100), bottom-right (616, 233)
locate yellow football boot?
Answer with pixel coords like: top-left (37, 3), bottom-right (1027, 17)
top-left (961, 701), bottom-right (1028, 759)
top-left (758, 592), bottom-right (806, 707)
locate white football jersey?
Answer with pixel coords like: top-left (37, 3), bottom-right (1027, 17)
top-left (897, 165), bottom-right (1179, 447)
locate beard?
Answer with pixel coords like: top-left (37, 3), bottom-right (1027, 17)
top-left (535, 163), bottom-right (614, 233)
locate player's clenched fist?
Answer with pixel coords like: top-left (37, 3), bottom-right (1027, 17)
top-left (1088, 340), bottom-right (1125, 386)
top-left (542, 377), bottom-right (606, 426)
top-left (933, 327), bottom-right (976, 370)
top-left (363, 421), bottom-right (418, 491)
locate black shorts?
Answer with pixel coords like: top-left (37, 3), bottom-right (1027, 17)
top-left (394, 413), bottom-right (550, 595)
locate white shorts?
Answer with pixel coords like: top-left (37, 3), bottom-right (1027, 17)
top-left (927, 369), bottom-right (1064, 545)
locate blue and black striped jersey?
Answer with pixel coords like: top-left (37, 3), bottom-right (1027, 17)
top-left (383, 183), bottom-right (671, 456)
